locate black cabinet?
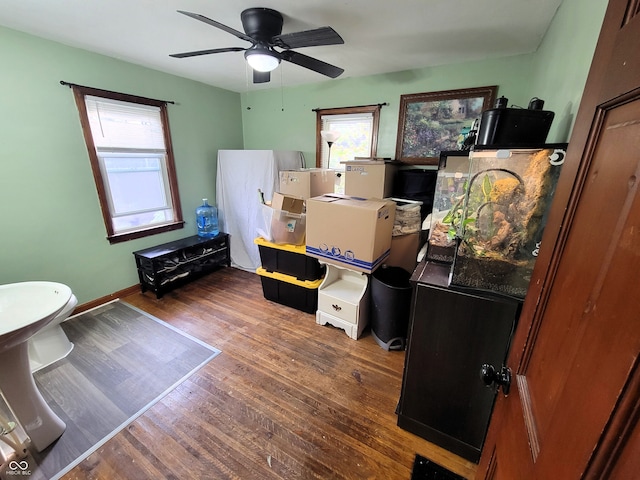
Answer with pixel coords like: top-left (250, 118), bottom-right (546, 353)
top-left (133, 234), bottom-right (230, 298)
top-left (397, 261), bottom-right (520, 462)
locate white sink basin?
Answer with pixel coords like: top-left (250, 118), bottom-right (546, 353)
top-left (0, 281), bottom-right (72, 452)
top-left (0, 282), bottom-right (72, 353)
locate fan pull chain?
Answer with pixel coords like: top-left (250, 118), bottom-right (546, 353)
top-left (280, 67), bottom-right (284, 112)
top-left (245, 62), bottom-right (251, 110)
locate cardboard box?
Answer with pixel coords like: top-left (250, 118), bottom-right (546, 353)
top-left (343, 160), bottom-right (398, 199)
top-left (260, 193), bottom-right (306, 245)
top-left (279, 169), bottom-right (336, 199)
top-left (385, 232), bottom-right (420, 274)
top-left (270, 192), bottom-right (304, 214)
top-left (306, 194), bottom-right (396, 273)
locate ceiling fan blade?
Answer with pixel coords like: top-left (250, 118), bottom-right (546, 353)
top-left (272, 27), bottom-right (344, 49)
top-left (280, 50), bottom-right (344, 78)
top-left (170, 47), bottom-right (246, 58)
top-left (253, 70), bottom-right (271, 84)
top-left (177, 10), bottom-right (255, 44)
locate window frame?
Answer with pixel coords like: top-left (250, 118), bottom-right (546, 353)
top-left (315, 105), bottom-right (381, 168)
top-left (72, 85), bottom-right (184, 244)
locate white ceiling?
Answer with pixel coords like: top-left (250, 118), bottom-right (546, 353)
top-left (1, 0), bottom-right (564, 93)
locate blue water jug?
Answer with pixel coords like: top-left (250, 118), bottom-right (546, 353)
top-left (196, 198), bottom-right (219, 238)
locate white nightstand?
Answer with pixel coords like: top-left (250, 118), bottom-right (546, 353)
top-left (316, 263), bottom-right (370, 340)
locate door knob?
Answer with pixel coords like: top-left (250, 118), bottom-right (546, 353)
top-left (480, 363), bottom-right (512, 396)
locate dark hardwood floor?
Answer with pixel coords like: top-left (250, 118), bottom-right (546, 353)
top-left (63, 267), bottom-right (477, 479)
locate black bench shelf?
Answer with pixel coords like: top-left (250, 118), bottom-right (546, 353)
top-left (133, 233), bottom-right (230, 298)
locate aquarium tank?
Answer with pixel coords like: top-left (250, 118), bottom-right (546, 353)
top-left (450, 145), bottom-right (567, 298)
top-left (426, 151), bottom-right (471, 263)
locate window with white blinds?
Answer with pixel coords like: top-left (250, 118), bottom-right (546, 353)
top-left (316, 105), bottom-right (381, 170)
top-left (72, 86), bottom-right (183, 243)
top-left (85, 96), bottom-right (166, 150)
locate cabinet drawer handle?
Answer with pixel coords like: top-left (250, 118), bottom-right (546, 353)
top-left (332, 304), bottom-right (342, 311)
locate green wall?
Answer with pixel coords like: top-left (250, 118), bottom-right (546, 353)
top-left (241, 54), bottom-right (534, 164)
top-left (241, 0), bottom-right (608, 164)
top-left (0, 0), bottom-right (607, 304)
top-left (0, 26), bottom-right (243, 304)
top-left (528, 0), bottom-right (609, 142)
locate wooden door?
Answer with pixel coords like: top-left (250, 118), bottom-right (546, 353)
top-left (476, 0), bottom-right (640, 478)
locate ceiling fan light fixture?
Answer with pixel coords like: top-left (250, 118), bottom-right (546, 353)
top-left (172, 9), bottom-right (344, 84)
top-left (245, 48), bottom-right (280, 72)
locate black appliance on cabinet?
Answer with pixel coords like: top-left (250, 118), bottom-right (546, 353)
top-left (397, 261), bottom-right (521, 462)
top-left (475, 96), bottom-right (555, 147)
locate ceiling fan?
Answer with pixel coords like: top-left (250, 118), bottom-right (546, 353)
top-left (170, 8), bottom-right (345, 84)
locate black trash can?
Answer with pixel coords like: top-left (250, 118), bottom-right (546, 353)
top-left (371, 265), bottom-right (413, 351)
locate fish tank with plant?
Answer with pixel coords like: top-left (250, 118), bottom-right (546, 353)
top-left (450, 145), bottom-right (567, 298)
top-left (426, 151), bottom-right (471, 263)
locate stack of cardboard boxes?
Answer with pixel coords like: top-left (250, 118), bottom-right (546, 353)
top-left (342, 159), bottom-right (422, 274)
top-left (256, 162), bottom-right (424, 341)
top-left (255, 169), bottom-right (335, 315)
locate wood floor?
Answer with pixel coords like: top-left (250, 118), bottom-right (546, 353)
top-left (63, 267), bottom-right (477, 480)
top-left (3, 301), bottom-right (218, 480)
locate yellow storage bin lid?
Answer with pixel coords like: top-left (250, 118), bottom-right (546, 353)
top-left (256, 267), bottom-right (323, 289)
top-left (254, 236), bottom-right (307, 254)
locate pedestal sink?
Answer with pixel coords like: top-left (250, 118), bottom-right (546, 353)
top-left (0, 281), bottom-right (71, 452)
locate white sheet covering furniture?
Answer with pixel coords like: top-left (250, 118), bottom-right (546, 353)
top-left (216, 150), bottom-right (304, 271)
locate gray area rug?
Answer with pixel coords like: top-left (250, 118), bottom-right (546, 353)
top-left (0, 300), bottom-right (220, 480)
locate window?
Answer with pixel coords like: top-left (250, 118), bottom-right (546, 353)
top-left (72, 86), bottom-right (183, 243)
top-left (315, 105), bottom-right (381, 170)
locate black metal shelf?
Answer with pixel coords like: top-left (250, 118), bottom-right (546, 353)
top-left (133, 234), bottom-right (230, 298)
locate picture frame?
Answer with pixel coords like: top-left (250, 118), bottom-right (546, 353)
top-left (395, 86), bottom-right (497, 165)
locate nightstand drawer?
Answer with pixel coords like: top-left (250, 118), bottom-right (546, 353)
top-left (318, 290), bottom-right (359, 324)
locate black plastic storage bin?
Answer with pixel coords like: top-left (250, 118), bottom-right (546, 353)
top-left (370, 265), bottom-right (413, 350)
top-left (476, 108), bottom-right (554, 147)
top-left (255, 237), bottom-right (325, 281)
top-left (393, 169), bottom-right (438, 223)
top-left (257, 267), bottom-right (322, 314)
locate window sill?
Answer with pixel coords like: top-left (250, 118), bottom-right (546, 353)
top-left (107, 221), bottom-right (185, 244)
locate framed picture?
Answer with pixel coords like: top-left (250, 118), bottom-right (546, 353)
top-left (395, 86), bottom-right (497, 164)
